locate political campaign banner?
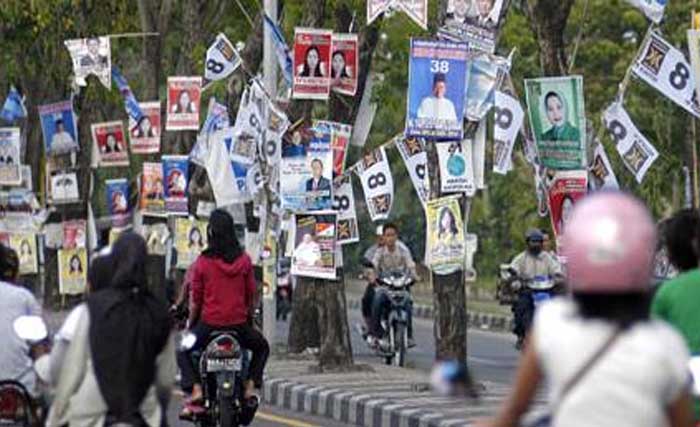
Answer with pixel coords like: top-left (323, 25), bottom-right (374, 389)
top-left (602, 102), bottom-right (659, 184)
top-left (112, 67), bottom-right (144, 127)
top-left (0, 128), bottom-right (21, 185)
top-left (0, 86), bottom-right (27, 123)
top-left (330, 33), bottom-right (358, 96)
top-left (352, 72), bottom-right (377, 147)
top-left (162, 155), bottom-right (189, 215)
top-left (62, 219), bottom-right (87, 250)
top-left (233, 81), bottom-right (268, 155)
top-left (589, 142), bottom-right (620, 191)
top-left (204, 33), bottom-right (241, 85)
top-left (58, 248), bottom-right (88, 295)
top-left (332, 176), bottom-right (359, 245)
top-left (140, 222), bottom-right (170, 256)
top-left (129, 101), bottom-right (160, 154)
top-left (9, 233), bottom-right (37, 275)
top-left (547, 170), bottom-right (588, 239)
top-left (38, 100), bottom-right (79, 156)
top-left (367, 0), bottom-right (428, 29)
top-left (105, 178), bottom-right (130, 228)
top-left (473, 120), bottom-right (486, 189)
top-left (175, 217), bottom-right (208, 269)
top-left (687, 30), bottom-right (700, 110)
top-left (493, 91), bottom-right (524, 175)
top-left (437, 140), bottom-right (475, 194)
top-left (204, 129), bottom-right (246, 206)
top-left (281, 125), bottom-right (333, 211)
top-left (314, 120), bottom-right (352, 178)
top-left (48, 169), bottom-right (79, 205)
top-left (262, 102), bottom-right (290, 167)
top-left (633, 32), bottom-right (700, 118)
top-left (439, 0), bottom-right (508, 53)
top-left (293, 28), bottom-right (332, 100)
top-left (92, 121), bottom-right (129, 167)
top-left (465, 52), bottom-right (507, 122)
top-left (426, 196), bottom-right (466, 275)
top-left (395, 136), bottom-right (429, 205)
top-left (525, 76), bottom-right (587, 170)
top-left (406, 39), bottom-right (468, 140)
top-left (625, 0), bottom-right (666, 24)
top-left (189, 98), bottom-right (231, 167)
top-left (291, 211), bottom-right (337, 279)
top-left (139, 162), bottom-right (166, 216)
top-left (357, 147), bottom-right (394, 221)
top-left (64, 36), bottom-right (111, 88)
top-left (166, 76), bottom-right (202, 130)
top-left (264, 14), bottom-right (294, 86)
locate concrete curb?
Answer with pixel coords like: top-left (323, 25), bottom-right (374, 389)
top-left (346, 297), bottom-right (514, 333)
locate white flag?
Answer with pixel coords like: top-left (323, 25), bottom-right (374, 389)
top-left (493, 91), bottom-right (524, 175)
top-left (625, 0), bottom-right (666, 24)
top-left (206, 129), bottom-right (245, 206)
top-left (333, 176), bottom-right (360, 244)
top-left (233, 81), bottom-right (269, 153)
top-left (437, 141), bottom-right (475, 195)
top-left (395, 136), bottom-right (428, 205)
top-left (64, 37), bottom-right (111, 89)
top-left (204, 33), bottom-right (242, 84)
top-left (589, 143), bottom-right (620, 191)
top-left (473, 120), bottom-right (486, 189)
top-left (602, 102), bottom-right (658, 184)
top-left (356, 147), bottom-right (394, 221)
top-left (633, 32), bottom-right (700, 118)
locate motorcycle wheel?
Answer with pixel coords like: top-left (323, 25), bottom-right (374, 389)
top-left (393, 324), bottom-right (406, 367)
top-left (218, 394), bottom-right (236, 427)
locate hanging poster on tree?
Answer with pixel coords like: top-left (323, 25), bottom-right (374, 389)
top-left (439, 0), bottom-right (508, 52)
top-left (0, 128), bottom-right (21, 185)
top-left (333, 176), bottom-right (359, 245)
top-left (406, 39), bottom-right (468, 140)
top-left (162, 155), bottom-right (189, 215)
top-left (464, 52), bottom-right (507, 122)
top-left (330, 33), bottom-right (358, 96)
top-left (166, 76), bottom-right (202, 130)
top-left (262, 102), bottom-right (290, 168)
top-left (92, 121), bottom-right (129, 167)
top-left (357, 147), bottom-right (394, 221)
top-left (233, 81), bottom-right (268, 152)
top-left (437, 140), bottom-right (475, 194)
top-left (602, 102), bottom-right (659, 184)
top-left (58, 248), bottom-right (88, 295)
top-left (633, 32), bottom-right (700, 118)
top-left (105, 178), bottom-right (130, 227)
top-left (139, 162), bottom-right (166, 216)
top-left (293, 28), bottom-right (332, 100)
top-left (190, 98), bottom-right (231, 167)
top-left (38, 100), bottom-right (79, 156)
top-left (589, 143), bottom-right (620, 191)
top-left (129, 101), bottom-right (161, 154)
top-left (9, 233), bottom-right (37, 275)
top-left (395, 136), bottom-right (429, 205)
top-left (426, 196), bottom-right (466, 275)
top-left (367, 0), bottom-right (428, 30)
top-left (625, 0), bottom-right (666, 24)
top-left (473, 120), bottom-right (486, 189)
top-left (291, 211), bottom-right (337, 279)
top-left (64, 37), bottom-right (111, 88)
top-left (493, 91), bottom-right (524, 175)
top-left (48, 168), bottom-right (79, 205)
top-left (62, 220), bottom-right (87, 249)
top-left (204, 33), bottom-right (241, 85)
top-left (314, 120), bottom-right (352, 177)
top-left (281, 125), bottom-right (333, 211)
top-left (547, 170), bottom-right (588, 239)
top-left (175, 217), bottom-right (208, 269)
top-left (525, 76), bottom-right (586, 170)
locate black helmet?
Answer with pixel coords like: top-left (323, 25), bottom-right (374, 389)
top-left (525, 228), bottom-right (544, 242)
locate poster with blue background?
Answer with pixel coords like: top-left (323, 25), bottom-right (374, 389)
top-left (162, 155), bottom-right (189, 214)
top-left (38, 100), bottom-right (79, 155)
top-left (281, 125), bottom-right (333, 211)
top-left (105, 178), bottom-right (130, 227)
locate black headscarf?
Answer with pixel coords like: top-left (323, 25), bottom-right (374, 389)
top-left (87, 252), bottom-right (113, 293)
top-left (202, 209), bottom-right (243, 263)
top-left (87, 232), bottom-right (171, 424)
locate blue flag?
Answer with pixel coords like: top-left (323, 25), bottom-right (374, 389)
top-left (111, 67), bottom-right (144, 126)
top-left (263, 14), bottom-right (293, 86)
top-left (0, 86), bottom-right (27, 123)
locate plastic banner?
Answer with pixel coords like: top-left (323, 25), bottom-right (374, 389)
top-left (162, 155), bottom-right (189, 215)
top-left (465, 52), bottom-right (508, 122)
top-left (9, 233), bottom-right (37, 275)
top-left (233, 81), bottom-right (268, 156)
top-left (112, 67), bottom-right (144, 127)
top-left (293, 28), bottom-right (333, 100)
top-left (129, 101), bottom-right (161, 154)
top-left (281, 125), bottom-right (333, 211)
top-left (493, 91), bottom-right (524, 175)
top-left (264, 14), bottom-right (294, 86)
top-left (437, 140), bottom-right (474, 194)
top-left (357, 147), bottom-right (394, 221)
top-left (0, 128), bottom-right (21, 185)
top-left (314, 120), bottom-right (352, 177)
top-left (589, 143), bottom-right (620, 191)
top-left (291, 211), bottom-right (337, 279)
top-left (139, 162), bottom-right (166, 216)
top-left (395, 136), bottom-right (429, 205)
top-left (333, 176), bottom-right (359, 245)
top-left (64, 36), bottom-right (111, 88)
top-left (58, 248), bottom-right (87, 295)
top-left (602, 102), bottom-right (658, 184)
top-left (426, 196), bottom-right (465, 275)
top-left (48, 169), bottom-right (79, 205)
top-left (38, 100), bottom-right (79, 156)
top-left (190, 98), bottom-right (230, 167)
top-left (439, 0), bottom-right (508, 53)
top-left (0, 86), bottom-right (27, 123)
top-left (525, 76), bottom-right (587, 170)
top-left (205, 128), bottom-right (247, 206)
top-left (633, 32), bottom-right (700, 118)
top-left (625, 0), bottom-right (666, 24)
top-left (547, 170), bottom-right (588, 239)
top-left (92, 121), bottom-right (129, 167)
top-left (105, 178), bottom-right (130, 227)
top-left (166, 76), bottom-right (202, 130)
top-left (204, 33), bottom-right (241, 85)
top-left (175, 217), bottom-right (208, 269)
top-left (263, 102), bottom-right (290, 168)
top-left (330, 33), bottom-right (359, 96)
top-left (406, 39), bottom-right (468, 140)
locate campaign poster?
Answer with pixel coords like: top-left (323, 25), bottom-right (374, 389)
top-left (48, 169), bottom-right (79, 205)
top-left (129, 101), bottom-right (161, 154)
top-left (356, 147), bottom-right (394, 221)
top-left (291, 211), bottom-right (337, 279)
top-left (426, 196), bottom-right (466, 275)
top-left (140, 222), bottom-right (170, 256)
top-left (262, 102), bottom-right (290, 167)
top-left (465, 52), bottom-right (507, 122)
top-left (333, 176), bottom-right (359, 245)
top-left (58, 248), bottom-right (88, 295)
top-left (139, 162), bottom-right (166, 216)
top-left (367, 0), bottom-right (391, 26)
top-left (62, 220), bottom-right (87, 250)
top-left (38, 100), bottom-right (79, 155)
top-left (589, 143), bottom-right (619, 191)
top-left (166, 76), bottom-right (202, 131)
top-left (92, 121), bottom-right (129, 167)
top-left (281, 125), bottom-right (333, 211)
top-left (330, 33), bottom-right (358, 96)
top-left (525, 76), bottom-right (587, 170)
top-left (9, 233), bottom-right (37, 275)
top-left (0, 128), bottom-right (21, 185)
top-left (162, 155), bottom-right (189, 215)
top-left (105, 178), bottom-right (130, 228)
top-left (292, 28), bottom-right (333, 100)
top-left (175, 217), bottom-right (208, 269)
top-left (395, 136), bottom-right (429, 205)
top-left (547, 170), bottom-right (588, 239)
top-left (493, 90), bottom-right (525, 175)
top-left (406, 39), bottom-right (468, 140)
top-left (204, 33), bottom-right (242, 85)
top-left (64, 36), bottom-right (111, 88)
top-left (439, 0), bottom-right (507, 53)
top-left (190, 98), bottom-right (230, 167)
top-left (437, 140), bottom-right (475, 194)
top-left (314, 120), bottom-right (352, 177)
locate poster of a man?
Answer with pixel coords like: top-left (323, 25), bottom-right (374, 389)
top-left (39, 101), bottom-right (79, 155)
top-left (80, 37), bottom-right (108, 68)
top-left (51, 119), bottom-right (76, 153)
top-left (417, 73), bottom-right (458, 122)
top-left (467, 0), bottom-right (499, 28)
top-left (306, 159), bottom-right (331, 192)
top-left (439, 0), bottom-right (506, 52)
top-left (64, 36), bottom-right (111, 88)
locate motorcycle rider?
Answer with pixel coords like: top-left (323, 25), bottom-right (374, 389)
top-left (358, 226), bottom-right (385, 337)
top-left (510, 229), bottom-right (562, 349)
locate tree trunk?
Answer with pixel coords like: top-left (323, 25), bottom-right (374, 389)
top-left (288, 277), bottom-right (321, 353)
top-left (317, 269), bottom-right (354, 368)
top-left (524, 0), bottom-right (576, 76)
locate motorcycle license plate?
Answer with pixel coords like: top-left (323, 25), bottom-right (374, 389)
top-left (207, 358), bottom-right (241, 372)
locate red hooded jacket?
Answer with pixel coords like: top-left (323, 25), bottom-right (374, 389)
top-left (189, 253), bottom-right (256, 326)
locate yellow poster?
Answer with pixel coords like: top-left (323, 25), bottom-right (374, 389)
top-left (58, 248), bottom-right (88, 295)
top-left (9, 233), bottom-right (38, 275)
top-left (426, 196), bottom-right (466, 275)
top-left (175, 218), bottom-right (208, 269)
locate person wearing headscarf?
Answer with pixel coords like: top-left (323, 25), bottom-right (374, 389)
top-left (540, 91), bottom-right (581, 142)
top-left (46, 234), bottom-right (175, 427)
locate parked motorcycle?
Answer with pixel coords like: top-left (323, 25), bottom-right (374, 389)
top-left (375, 269), bottom-right (414, 367)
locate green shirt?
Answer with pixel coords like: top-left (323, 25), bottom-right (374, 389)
top-left (651, 269), bottom-right (700, 419)
top-left (540, 122), bottom-right (580, 142)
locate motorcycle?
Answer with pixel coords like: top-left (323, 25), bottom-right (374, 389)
top-left (180, 331), bottom-right (256, 427)
top-left (375, 269), bottom-right (414, 367)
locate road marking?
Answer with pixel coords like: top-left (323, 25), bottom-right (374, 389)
top-left (256, 411), bottom-right (318, 427)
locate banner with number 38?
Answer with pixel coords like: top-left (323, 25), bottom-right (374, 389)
top-left (204, 33), bottom-right (242, 85)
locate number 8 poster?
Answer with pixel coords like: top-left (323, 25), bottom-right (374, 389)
top-left (356, 147), bottom-right (394, 221)
top-left (406, 39), bottom-right (468, 140)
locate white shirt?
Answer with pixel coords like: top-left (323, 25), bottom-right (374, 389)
top-left (417, 96), bottom-right (458, 122)
top-left (534, 298), bottom-right (690, 427)
top-left (51, 131), bottom-right (75, 153)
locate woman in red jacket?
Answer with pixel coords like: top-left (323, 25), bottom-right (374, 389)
top-left (177, 209), bottom-right (269, 414)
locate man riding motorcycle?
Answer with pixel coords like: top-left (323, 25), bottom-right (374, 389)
top-left (509, 229), bottom-right (562, 349)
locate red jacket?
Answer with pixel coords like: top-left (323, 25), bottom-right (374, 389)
top-left (189, 253), bottom-right (256, 326)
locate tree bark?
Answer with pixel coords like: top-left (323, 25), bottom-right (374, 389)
top-left (287, 277), bottom-right (321, 353)
top-left (523, 0), bottom-right (576, 76)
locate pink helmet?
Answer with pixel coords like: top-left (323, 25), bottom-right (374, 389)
top-left (562, 192), bottom-right (656, 294)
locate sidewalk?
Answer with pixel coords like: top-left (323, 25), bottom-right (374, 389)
top-left (263, 356), bottom-right (546, 427)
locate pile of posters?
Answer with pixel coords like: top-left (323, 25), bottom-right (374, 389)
top-left (166, 76), bottom-right (202, 131)
top-left (426, 196), bottom-right (466, 275)
top-left (281, 125), bottom-right (333, 211)
top-left (291, 211), bottom-right (337, 279)
top-left (175, 217), bottom-right (208, 269)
